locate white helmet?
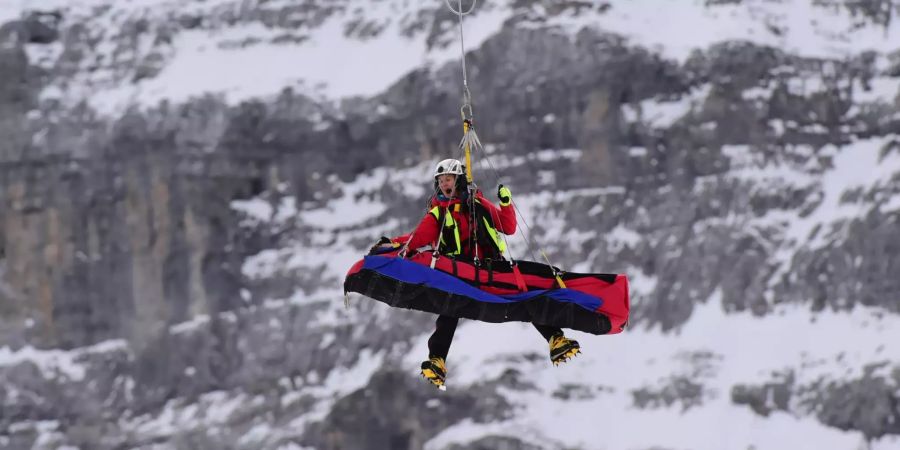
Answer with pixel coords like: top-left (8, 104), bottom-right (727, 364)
top-left (433, 158), bottom-right (464, 179)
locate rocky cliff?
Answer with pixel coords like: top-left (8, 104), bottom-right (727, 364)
top-left (1, 1), bottom-right (899, 449)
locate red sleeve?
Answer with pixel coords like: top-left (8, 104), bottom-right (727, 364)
top-left (477, 193), bottom-right (517, 235)
top-left (391, 213), bottom-right (439, 250)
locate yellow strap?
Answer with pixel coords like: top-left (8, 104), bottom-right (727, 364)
top-left (540, 249), bottom-right (567, 288)
top-left (449, 212), bottom-right (460, 254)
top-left (463, 121), bottom-right (473, 183)
top-left (555, 275), bottom-right (567, 289)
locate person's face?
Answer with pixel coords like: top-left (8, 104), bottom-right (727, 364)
top-left (437, 174), bottom-right (457, 197)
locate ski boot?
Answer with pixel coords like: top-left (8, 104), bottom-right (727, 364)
top-left (420, 356), bottom-right (447, 389)
top-left (549, 334), bottom-right (581, 366)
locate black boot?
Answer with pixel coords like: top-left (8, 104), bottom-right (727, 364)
top-left (549, 334), bottom-right (581, 366)
top-left (420, 356), bottom-right (447, 388)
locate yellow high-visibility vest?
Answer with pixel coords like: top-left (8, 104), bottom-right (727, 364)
top-left (429, 200), bottom-right (506, 256)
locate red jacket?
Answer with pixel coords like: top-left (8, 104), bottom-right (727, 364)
top-left (392, 190), bottom-right (516, 257)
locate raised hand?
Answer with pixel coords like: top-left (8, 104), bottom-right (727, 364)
top-left (497, 184), bottom-right (512, 206)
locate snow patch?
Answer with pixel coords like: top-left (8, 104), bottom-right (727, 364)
top-left (0, 339), bottom-right (128, 382)
top-left (285, 349), bottom-right (385, 432)
top-left (788, 137), bottom-right (900, 247)
top-left (232, 198), bottom-right (274, 223)
top-left (624, 85), bottom-right (711, 128)
top-left (589, 0), bottom-right (900, 62)
top-left (16, 0), bottom-right (510, 113)
top-left (854, 76), bottom-right (900, 104)
top-left (606, 225), bottom-right (642, 251)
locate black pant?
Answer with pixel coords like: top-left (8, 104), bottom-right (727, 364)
top-left (427, 315), bottom-right (563, 361)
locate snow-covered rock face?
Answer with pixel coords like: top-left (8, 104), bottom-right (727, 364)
top-left (6, 0), bottom-right (899, 113)
top-left (1, 0), bottom-right (900, 449)
top-left (3, 0), bottom-right (516, 114)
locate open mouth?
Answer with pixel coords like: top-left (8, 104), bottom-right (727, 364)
top-left (444, 188), bottom-right (452, 195)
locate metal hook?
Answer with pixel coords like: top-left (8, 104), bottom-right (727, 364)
top-left (444, 0), bottom-right (477, 16)
top-left (460, 85), bottom-right (474, 120)
top-left (460, 103), bottom-right (473, 121)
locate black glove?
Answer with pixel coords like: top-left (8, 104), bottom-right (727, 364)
top-left (368, 236), bottom-right (393, 255)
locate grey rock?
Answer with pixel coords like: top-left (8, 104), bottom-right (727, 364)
top-left (807, 363), bottom-right (900, 440)
top-left (23, 11), bottom-right (62, 44)
top-left (301, 368), bottom-right (511, 450)
top-left (735, 363), bottom-right (900, 440)
top-left (2, 1), bottom-right (900, 446)
top-left (731, 370), bottom-right (794, 417)
top-left (632, 375), bottom-right (707, 412)
top-left (444, 435), bottom-right (549, 450)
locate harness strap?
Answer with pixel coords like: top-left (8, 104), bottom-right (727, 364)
top-left (511, 264), bottom-right (528, 292)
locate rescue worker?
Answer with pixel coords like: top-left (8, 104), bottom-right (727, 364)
top-left (376, 158), bottom-right (581, 388)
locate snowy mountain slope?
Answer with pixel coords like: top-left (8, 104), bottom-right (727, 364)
top-left (5, 0), bottom-right (900, 113)
top-left (7, 0), bottom-right (508, 113)
top-left (2, 0), bottom-right (900, 449)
